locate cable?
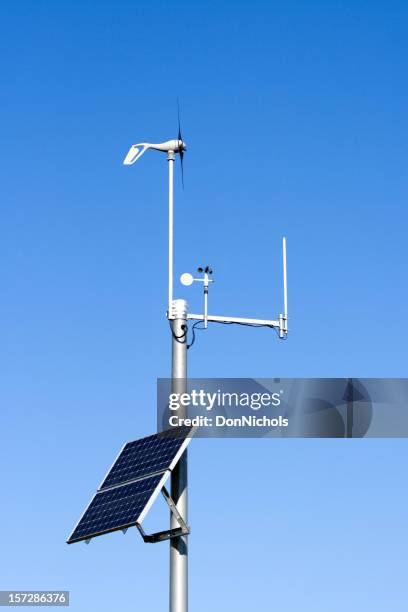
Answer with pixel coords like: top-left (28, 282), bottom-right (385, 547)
top-left (210, 319), bottom-right (288, 339)
top-left (211, 320), bottom-right (274, 329)
top-left (168, 320), bottom-right (188, 344)
top-left (187, 320), bottom-right (205, 349)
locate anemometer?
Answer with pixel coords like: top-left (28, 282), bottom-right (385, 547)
top-left (180, 266), bottom-right (214, 328)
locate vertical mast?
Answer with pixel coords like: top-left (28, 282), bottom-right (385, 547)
top-left (169, 147), bottom-right (188, 612)
top-left (168, 151), bottom-right (175, 312)
top-left (169, 300), bottom-right (188, 612)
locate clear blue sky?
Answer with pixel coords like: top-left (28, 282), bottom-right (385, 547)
top-left (1, 1), bottom-right (407, 610)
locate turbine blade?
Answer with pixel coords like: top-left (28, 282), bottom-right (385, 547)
top-left (177, 98), bottom-right (184, 188)
top-left (180, 149), bottom-right (184, 188)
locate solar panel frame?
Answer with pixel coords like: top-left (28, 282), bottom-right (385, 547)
top-left (67, 426), bottom-right (193, 544)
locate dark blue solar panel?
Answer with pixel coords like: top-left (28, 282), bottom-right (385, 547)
top-left (99, 425), bottom-right (191, 490)
top-left (67, 474), bottom-right (162, 544)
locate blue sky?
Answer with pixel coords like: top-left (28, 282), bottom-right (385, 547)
top-left (1, 1), bottom-right (407, 610)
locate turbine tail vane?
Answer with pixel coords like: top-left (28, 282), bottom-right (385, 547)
top-left (123, 144), bottom-right (149, 165)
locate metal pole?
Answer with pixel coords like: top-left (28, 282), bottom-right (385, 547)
top-left (168, 151), bottom-right (175, 313)
top-left (283, 236), bottom-right (288, 319)
top-left (204, 272), bottom-right (208, 329)
top-left (170, 299), bottom-right (188, 612)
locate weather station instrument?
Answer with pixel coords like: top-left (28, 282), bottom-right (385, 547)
top-left (67, 106), bottom-right (289, 612)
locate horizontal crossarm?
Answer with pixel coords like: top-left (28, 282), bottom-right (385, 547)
top-left (187, 312), bottom-right (281, 327)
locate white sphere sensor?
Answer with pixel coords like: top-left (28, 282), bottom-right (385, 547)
top-left (180, 272), bottom-right (194, 286)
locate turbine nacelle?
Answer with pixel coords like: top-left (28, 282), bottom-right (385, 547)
top-left (123, 139), bottom-right (186, 165)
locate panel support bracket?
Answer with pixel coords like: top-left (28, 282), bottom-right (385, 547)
top-left (136, 486), bottom-right (190, 544)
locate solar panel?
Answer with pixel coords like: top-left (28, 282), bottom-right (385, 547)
top-left (100, 425), bottom-right (192, 490)
top-left (67, 426), bottom-right (193, 544)
top-left (67, 474), bottom-right (167, 544)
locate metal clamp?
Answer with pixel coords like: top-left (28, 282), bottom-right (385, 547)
top-left (136, 486), bottom-right (190, 544)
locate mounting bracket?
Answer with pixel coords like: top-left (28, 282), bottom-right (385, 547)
top-left (136, 486), bottom-right (190, 544)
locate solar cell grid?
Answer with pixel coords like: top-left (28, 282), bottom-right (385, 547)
top-left (67, 474), bottom-right (163, 543)
top-left (100, 425), bottom-right (191, 490)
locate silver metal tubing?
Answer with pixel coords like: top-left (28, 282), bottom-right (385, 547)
top-left (170, 299), bottom-right (188, 612)
top-left (203, 272), bottom-right (209, 329)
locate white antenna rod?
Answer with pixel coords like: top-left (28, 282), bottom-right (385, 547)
top-left (204, 271), bottom-right (209, 329)
top-left (168, 151), bottom-right (175, 312)
top-left (283, 236), bottom-right (288, 320)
